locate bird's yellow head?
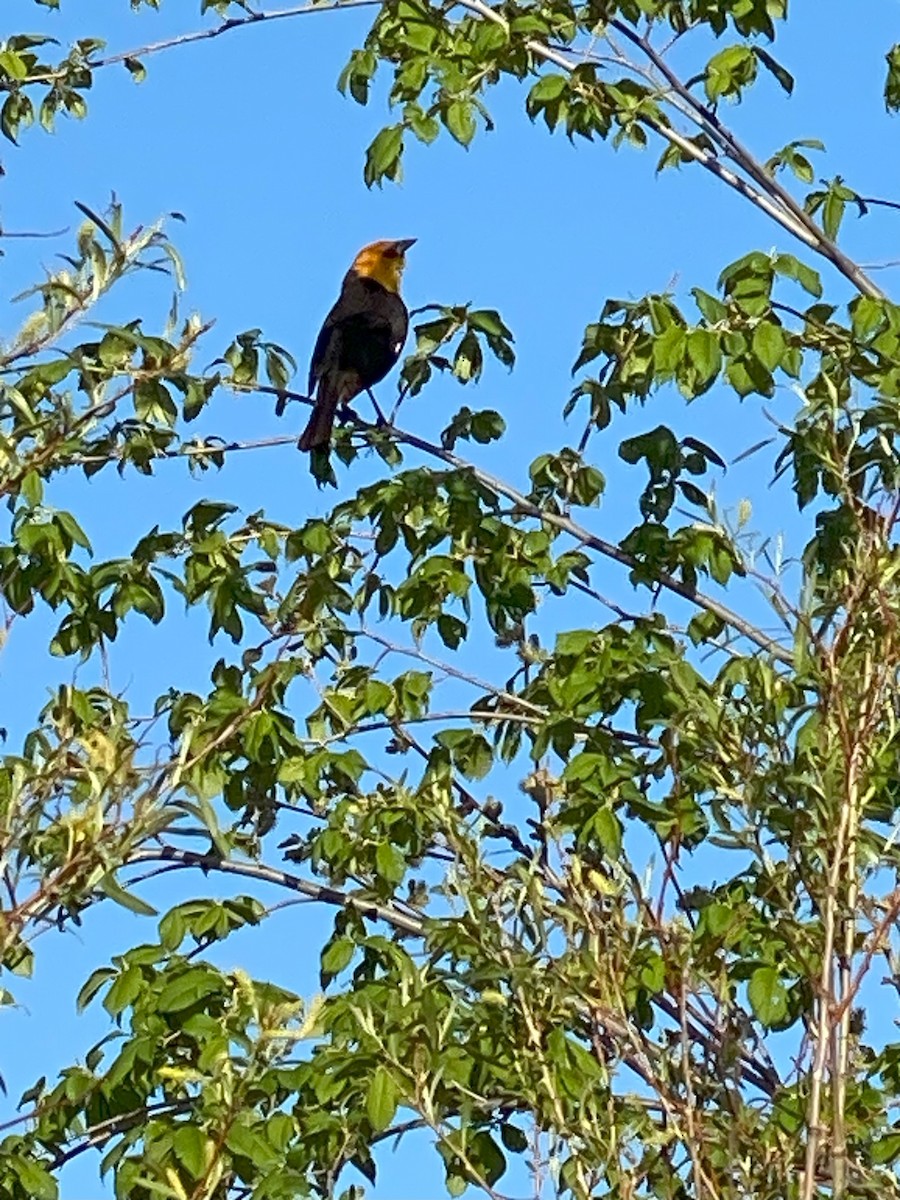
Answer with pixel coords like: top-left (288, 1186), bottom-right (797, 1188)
top-left (350, 238), bottom-right (416, 293)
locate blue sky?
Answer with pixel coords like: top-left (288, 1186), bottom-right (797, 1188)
top-left (3, 0), bottom-right (900, 1196)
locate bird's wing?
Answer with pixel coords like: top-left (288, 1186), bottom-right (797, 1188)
top-left (307, 280), bottom-right (377, 393)
top-left (308, 313), bottom-right (339, 395)
top-left (308, 277), bottom-right (408, 395)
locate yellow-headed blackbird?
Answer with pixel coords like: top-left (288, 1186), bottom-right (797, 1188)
top-left (298, 238), bottom-right (416, 451)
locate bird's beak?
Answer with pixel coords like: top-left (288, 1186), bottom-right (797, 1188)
top-left (393, 238), bottom-right (417, 254)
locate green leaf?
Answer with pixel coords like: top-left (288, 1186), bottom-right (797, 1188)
top-left (173, 1124), bottom-right (210, 1179)
top-left (321, 936), bottom-right (355, 984)
top-left (266, 1112), bottom-right (296, 1152)
top-left (528, 74), bottom-right (568, 103)
top-left (445, 100), bottom-right (476, 147)
top-left (687, 610), bottom-right (725, 645)
top-left (747, 965), bottom-right (789, 1028)
top-left (684, 327), bottom-right (722, 390)
top-left (21, 470), bottom-right (43, 507)
top-left (135, 378), bottom-right (178, 425)
top-left (821, 188), bottom-right (845, 241)
top-left (469, 1131), bottom-right (506, 1186)
top-left (850, 296), bottom-right (884, 340)
top-left (339, 47), bottom-right (377, 105)
top-left (467, 309), bottom-right (513, 340)
top-left (366, 1066), bottom-right (398, 1132)
top-left (103, 965), bottom-right (144, 1017)
top-left (10, 1159), bottom-right (56, 1200)
top-left (886, 44), bottom-right (900, 112)
top-left (99, 873), bottom-right (158, 917)
top-left (751, 322), bottom-right (786, 372)
top-left (788, 152), bottom-right (813, 182)
top-left (364, 124), bottom-right (404, 187)
top-left (1, 93), bottom-right (35, 143)
top-left (375, 840), bottom-right (406, 884)
top-left (159, 907), bottom-right (187, 951)
top-left (123, 57), bottom-right (147, 83)
top-left (407, 104), bottom-right (439, 144)
top-left (225, 1120), bottom-right (280, 1169)
top-left (0, 51), bottom-right (28, 81)
top-left (77, 966), bottom-right (116, 1011)
top-left (156, 968), bottom-right (222, 1013)
top-left (469, 409), bottom-right (506, 443)
top-left (692, 288), bottom-right (727, 323)
top-left (774, 254), bottom-right (822, 298)
top-left (753, 46), bottom-right (793, 95)
top-left (453, 330), bottom-right (483, 382)
top-left (591, 806), bottom-right (622, 858)
top-left (704, 44), bottom-right (757, 102)
top-left (679, 480), bottom-right (709, 510)
top-left (56, 510), bottom-right (92, 551)
top-left (726, 358), bottom-right (759, 398)
top-left (6, 940), bottom-right (34, 977)
top-left (500, 1123), bottom-right (528, 1152)
top-left (652, 326), bottom-right (686, 374)
top-left (872, 1132), bottom-right (900, 1166)
top-left (555, 630), bottom-right (595, 656)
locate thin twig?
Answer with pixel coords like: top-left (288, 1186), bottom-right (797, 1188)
top-left (354, 628), bottom-right (549, 717)
top-left (0, 226), bottom-right (68, 240)
top-left (5, 2), bottom-right (385, 92)
top-left (72, 432), bottom-right (299, 467)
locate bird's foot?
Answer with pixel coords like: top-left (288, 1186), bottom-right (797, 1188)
top-left (365, 389), bottom-right (388, 427)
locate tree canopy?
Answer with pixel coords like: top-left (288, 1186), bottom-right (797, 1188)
top-left (3, 2), bottom-right (900, 1198)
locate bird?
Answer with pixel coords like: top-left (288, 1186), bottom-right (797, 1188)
top-left (298, 238), bottom-right (416, 451)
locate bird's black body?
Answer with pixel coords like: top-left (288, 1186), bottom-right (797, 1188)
top-left (299, 270), bottom-right (409, 451)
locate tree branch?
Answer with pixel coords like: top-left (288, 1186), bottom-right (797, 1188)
top-left (605, 20), bottom-right (883, 300)
top-left (0, 225), bottom-right (68, 240)
top-left (378, 417), bottom-right (794, 666)
top-left (50, 1100), bottom-right (195, 1169)
top-left (125, 846), bottom-right (424, 936)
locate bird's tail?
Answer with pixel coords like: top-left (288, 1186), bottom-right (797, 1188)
top-left (298, 378), bottom-right (340, 452)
